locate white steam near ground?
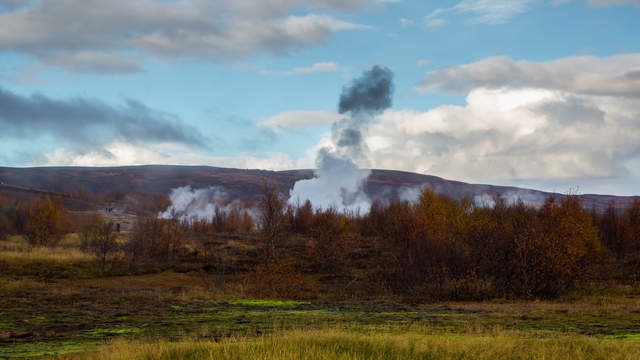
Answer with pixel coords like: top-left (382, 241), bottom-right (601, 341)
top-left (157, 183), bottom-right (550, 224)
top-left (158, 185), bottom-right (253, 222)
top-left (288, 65), bottom-right (394, 213)
top-left (396, 185), bottom-right (548, 209)
top-left (472, 193), bottom-right (497, 208)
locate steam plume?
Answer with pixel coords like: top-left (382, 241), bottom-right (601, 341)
top-left (158, 185), bottom-right (254, 222)
top-left (289, 65), bottom-right (394, 212)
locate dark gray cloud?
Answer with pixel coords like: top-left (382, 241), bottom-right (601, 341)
top-left (0, 86), bottom-right (209, 152)
top-left (333, 65), bottom-right (394, 164)
top-left (338, 65), bottom-right (394, 114)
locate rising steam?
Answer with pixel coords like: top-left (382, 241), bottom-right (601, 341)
top-left (289, 65), bottom-right (394, 212)
top-left (159, 185), bottom-right (241, 221)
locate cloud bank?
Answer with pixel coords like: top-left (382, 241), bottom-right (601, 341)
top-left (242, 54), bottom-right (640, 195)
top-left (361, 54), bottom-right (640, 191)
top-left (0, 86), bottom-right (208, 154)
top-left (0, 0), bottom-right (376, 73)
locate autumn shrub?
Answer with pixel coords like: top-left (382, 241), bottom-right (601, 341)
top-left (373, 190), bottom-right (472, 295)
top-left (23, 196), bottom-right (70, 247)
top-left (80, 214), bottom-right (119, 272)
top-left (292, 199), bottom-right (314, 234)
top-left (531, 197), bottom-right (606, 296)
top-left (468, 200), bottom-right (541, 298)
top-left (470, 197), bottom-right (606, 298)
top-left (257, 183), bottom-right (287, 258)
top-left (310, 207), bottom-right (349, 272)
top-left (125, 217), bottom-right (185, 265)
top-left (243, 255), bottom-right (315, 300)
top-left (0, 210), bottom-right (11, 240)
top-left (621, 200), bottom-right (640, 256)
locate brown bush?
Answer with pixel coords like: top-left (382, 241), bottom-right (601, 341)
top-left (257, 183), bottom-right (286, 257)
top-left (0, 211), bottom-right (11, 240)
top-left (310, 207), bottom-right (349, 272)
top-left (125, 217), bottom-right (185, 265)
top-left (80, 214), bottom-right (119, 272)
top-left (243, 255), bottom-right (315, 300)
top-left (23, 196), bottom-right (69, 247)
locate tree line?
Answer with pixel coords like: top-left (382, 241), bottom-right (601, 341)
top-left (0, 187), bottom-right (638, 299)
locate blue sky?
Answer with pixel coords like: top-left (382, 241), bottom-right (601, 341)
top-left (0, 0), bottom-right (639, 195)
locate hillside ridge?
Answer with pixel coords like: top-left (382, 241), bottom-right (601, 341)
top-left (0, 165), bottom-right (637, 211)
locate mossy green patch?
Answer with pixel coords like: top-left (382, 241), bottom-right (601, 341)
top-left (228, 299), bottom-right (309, 307)
top-left (605, 333), bottom-right (640, 340)
top-left (0, 340), bottom-right (99, 358)
top-left (84, 327), bottom-right (143, 336)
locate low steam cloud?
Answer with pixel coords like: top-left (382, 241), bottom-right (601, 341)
top-left (289, 65), bottom-right (394, 212)
top-left (158, 185), bottom-right (250, 221)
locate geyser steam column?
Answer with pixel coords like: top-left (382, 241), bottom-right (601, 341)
top-left (289, 65), bottom-right (394, 213)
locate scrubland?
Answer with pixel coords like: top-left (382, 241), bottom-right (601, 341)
top-left (1, 189), bottom-right (639, 359)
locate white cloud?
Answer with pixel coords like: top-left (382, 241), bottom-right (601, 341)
top-left (399, 18), bottom-right (415, 26)
top-left (264, 61), bottom-right (340, 76)
top-left (314, 54), bottom-right (640, 191)
top-left (39, 51), bottom-right (142, 74)
top-left (362, 87), bottom-right (640, 184)
top-left (424, 0), bottom-right (536, 26)
top-left (588, 0), bottom-right (640, 6)
top-left (417, 59), bottom-right (434, 67)
top-left (425, 17), bottom-right (447, 27)
top-left (453, 0), bottom-right (537, 24)
top-left (0, 0), bottom-right (375, 73)
top-left (260, 110), bottom-right (342, 129)
top-left (417, 54), bottom-right (640, 98)
top-left (40, 141), bottom-right (309, 170)
top-left (554, 0), bottom-right (640, 5)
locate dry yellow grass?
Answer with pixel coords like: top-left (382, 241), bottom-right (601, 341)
top-left (60, 328), bottom-right (640, 360)
top-left (0, 235), bottom-right (92, 264)
top-left (440, 292), bottom-right (640, 316)
top-left (66, 270), bottom-right (207, 289)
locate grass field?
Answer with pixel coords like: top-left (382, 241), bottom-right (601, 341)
top-left (1, 271), bottom-right (640, 358)
top-left (1, 235), bottom-right (640, 359)
top-left (58, 328), bottom-right (640, 360)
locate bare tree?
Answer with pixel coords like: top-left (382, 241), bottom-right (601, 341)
top-left (257, 183), bottom-right (286, 256)
top-left (82, 216), bottom-right (119, 272)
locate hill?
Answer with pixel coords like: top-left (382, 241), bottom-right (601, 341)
top-left (0, 165), bottom-right (637, 211)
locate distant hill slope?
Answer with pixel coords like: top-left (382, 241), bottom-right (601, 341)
top-left (0, 165), bottom-right (637, 211)
top-left (0, 183), bottom-right (97, 211)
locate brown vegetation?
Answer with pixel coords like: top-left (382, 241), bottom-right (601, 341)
top-left (0, 186), bottom-right (639, 301)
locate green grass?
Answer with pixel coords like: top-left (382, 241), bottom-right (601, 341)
top-left (56, 328), bottom-right (640, 360)
top-left (227, 299), bottom-right (309, 307)
top-left (2, 277), bottom-right (640, 358)
top-left (0, 340), bottom-right (100, 359)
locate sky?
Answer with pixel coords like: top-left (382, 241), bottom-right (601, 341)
top-left (0, 0), bottom-right (639, 196)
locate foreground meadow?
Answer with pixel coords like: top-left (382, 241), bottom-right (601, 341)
top-left (2, 264), bottom-right (640, 358)
top-left (1, 192), bottom-right (639, 359)
top-left (60, 328), bottom-right (640, 360)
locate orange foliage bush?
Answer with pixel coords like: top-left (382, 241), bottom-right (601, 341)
top-left (23, 196), bottom-right (70, 246)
